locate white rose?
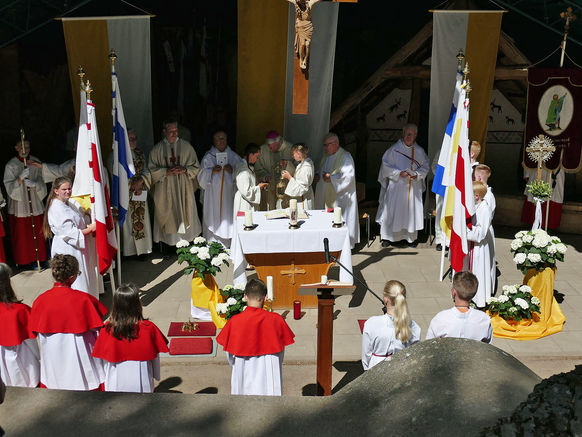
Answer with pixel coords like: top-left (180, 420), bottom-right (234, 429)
top-left (531, 297), bottom-right (540, 305)
top-left (513, 253), bottom-right (527, 264)
top-left (194, 236), bottom-right (206, 244)
top-left (552, 236), bottom-right (562, 243)
top-left (176, 239), bottom-right (190, 248)
top-left (189, 246), bottom-right (199, 254)
top-left (556, 243), bottom-right (567, 254)
top-left (546, 244), bottom-right (558, 255)
top-left (519, 285), bottom-right (532, 294)
top-left (211, 257), bottom-right (222, 267)
top-left (508, 285), bottom-right (518, 294)
top-left (226, 297), bottom-right (237, 306)
top-left (522, 234), bottom-right (534, 243)
top-left (532, 229), bottom-right (547, 237)
top-left (498, 295), bottom-right (509, 303)
top-left (514, 297), bottom-right (529, 310)
top-left (218, 253), bottom-right (230, 262)
top-left (510, 239), bottom-right (523, 250)
top-left (527, 253), bottom-right (542, 263)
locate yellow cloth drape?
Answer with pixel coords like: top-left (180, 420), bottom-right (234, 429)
top-left (191, 274), bottom-right (226, 329)
top-left (490, 267), bottom-right (566, 340)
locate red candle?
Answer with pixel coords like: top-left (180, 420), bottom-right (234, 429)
top-left (294, 300), bottom-right (301, 320)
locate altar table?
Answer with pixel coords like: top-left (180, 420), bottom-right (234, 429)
top-left (231, 210), bottom-right (353, 309)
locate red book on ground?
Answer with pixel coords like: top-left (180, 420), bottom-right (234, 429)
top-left (169, 337), bottom-right (213, 355)
top-left (167, 322), bottom-right (216, 337)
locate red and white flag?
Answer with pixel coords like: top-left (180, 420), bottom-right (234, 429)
top-left (73, 99), bottom-right (117, 274)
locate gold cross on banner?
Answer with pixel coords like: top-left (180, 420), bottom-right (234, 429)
top-left (280, 260), bottom-right (306, 285)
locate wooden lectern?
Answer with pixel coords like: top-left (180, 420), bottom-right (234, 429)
top-left (299, 282), bottom-right (356, 396)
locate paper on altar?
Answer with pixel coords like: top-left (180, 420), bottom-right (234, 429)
top-left (265, 209), bottom-right (309, 220)
top-left (131, 190), bottom-right (148, 202)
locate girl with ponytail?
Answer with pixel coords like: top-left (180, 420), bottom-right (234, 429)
top-left (361, 280), bottom-right (421, 370)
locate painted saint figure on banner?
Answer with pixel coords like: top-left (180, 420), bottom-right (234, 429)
top-left (538, 85), bottom-right (572, 135)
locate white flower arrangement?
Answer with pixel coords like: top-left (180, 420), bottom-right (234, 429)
top-left (176, 239), bottom-right (231, 279)
top-left (488, 284), bottom-right (540, 322)
top-left (510, 229), bottom-right (566, 274)
top-left (219, 284), bottom-right (247, 320)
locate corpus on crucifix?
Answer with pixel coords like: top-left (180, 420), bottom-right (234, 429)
top-left (287, 0), bottom-right (321, 71)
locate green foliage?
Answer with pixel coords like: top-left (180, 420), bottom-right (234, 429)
top-left (526, 179), bottom-right (552, 201)
top-left (218, 285), bottom-right (247, 320)
top-left (488, 284), bottom-right (540, 322)
top-left (176, 238), bottom-right (230, 279)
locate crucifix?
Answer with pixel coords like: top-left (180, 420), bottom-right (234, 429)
top-left (286, 0), bottom-right (357, 114)
top-left (526, 134), bottom-right (556, 181)
top-left (280, 260), bottom-right (306, 285)
top-left (560, 7), bottom-right (577, 68)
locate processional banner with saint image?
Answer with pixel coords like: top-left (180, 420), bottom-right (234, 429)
top-left (523, 68), bottom-right (582, 172)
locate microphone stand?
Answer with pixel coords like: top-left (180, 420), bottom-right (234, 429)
top-left (328, 253), bottom-right (386, 314)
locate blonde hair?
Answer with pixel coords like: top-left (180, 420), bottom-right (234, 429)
top-left (384, 280), bottom-right (412, 343)
top-left (474, 164), bottom-right (491, 177)
top-left (470, 141), bottom-right (481, 157)
top-left (43, 176), bottom-right (72, 239)
top-left (473, 180), bottom-right (487, 199)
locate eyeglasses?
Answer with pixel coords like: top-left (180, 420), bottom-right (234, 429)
top-left (323, 142), bottom-right (336, 147)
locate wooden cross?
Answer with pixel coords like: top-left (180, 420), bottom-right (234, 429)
top-left (289, 0), bottom-right (357, 114)
top-left (280, 260), bottom-right (306, 285)
top-left (526, 134), bottom-right (556, 181)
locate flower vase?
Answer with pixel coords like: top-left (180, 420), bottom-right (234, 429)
top-left (191, 272), bottom-right (226, 329)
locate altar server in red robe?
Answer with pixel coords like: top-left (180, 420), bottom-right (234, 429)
top-left (216, 279), bottom-right (295, 396)
top-left (0, 263), bottom-right (40, 387)
top-left (30, 254), bottom-right (107, 390)
top-left (92, 283), bottom-right (169, 393)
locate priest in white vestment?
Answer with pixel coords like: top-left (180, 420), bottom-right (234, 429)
top-left (254, 130), bottom-right (295, 210)
top-left (314, 133), bottom-right (359, 248)
top-left (426, 271), bottom-right (492, 343)
top-left (149, 120), bottom-right (201, 246)
top-left (376, 124), bottom-right (429, 247)
top-left (3, 140), bottom-right (48, 267)
top-left (233, 143), bottom-right (268, 217)
top-left (198, 131), bottom-right (243, 247)
top-left (281, 143), bottom-right (314, 210)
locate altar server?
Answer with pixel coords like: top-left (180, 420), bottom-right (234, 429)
top-left (464, 181), bottom-right (495, 308)
top-left (0, 263), bottom-right (40, 388)
top-left (233, 143), bottom-right (269, 217)
top-left (376, 124), bottom-right (429, 247)
top-left (314, 132), bottom-right (359, 248)
top-left (30, 254), bottom-right (107, 390)
top-left (198, 131), bottom-right (243, 247)
top-left (361, 280), bottom-right (420, 371)
top-left (426, 271), bottom-right (492, 344)
top-left (149, 119), bottom-right (201, 246)
top-left (282, 143), bottom-right (315, 210)
top-left (216, 279), bottom-right (295, 396)
top-left (473, 164), bottom-right (497, 287)
top-left (3, 140), bottom-right (48, 267)
top-left (92, 284), bottom-right (168, 393)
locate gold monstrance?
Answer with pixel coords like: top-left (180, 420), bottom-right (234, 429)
top-left (526, 134), bottom-right (556, 181)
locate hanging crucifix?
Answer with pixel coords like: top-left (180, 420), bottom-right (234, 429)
top-left (286, 0), bottom-right (357, 114)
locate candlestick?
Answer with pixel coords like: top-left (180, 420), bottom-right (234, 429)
top-left (244, 211), bottom-right (253, 228)
top-left (266, 276), bottom-right (274, 300)
top-left (333, 207), bottom-right (342, 225)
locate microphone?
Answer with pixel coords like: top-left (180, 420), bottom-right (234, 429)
top-left (323, 238), bottom-right (330, 263)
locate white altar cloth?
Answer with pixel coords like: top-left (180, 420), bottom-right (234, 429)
top-left (231, 210), bottom-right (353, 285)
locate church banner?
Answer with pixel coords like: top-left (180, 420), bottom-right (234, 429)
top-left (523, 68), bottom-right (582, 173)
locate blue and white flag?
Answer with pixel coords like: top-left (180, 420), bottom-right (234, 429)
top-left (111, 63), bottom-right (135, 227)
top-left (431, 70), bottom-right (463, 197)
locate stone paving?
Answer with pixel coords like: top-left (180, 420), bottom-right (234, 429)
top-left (10, 225), bottom-right (582, 394)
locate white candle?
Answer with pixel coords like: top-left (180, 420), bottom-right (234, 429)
top-left (289, 199), bottom-right (298, 210)
top-left (334, 207), bottom-right (342, 224)
top-left (245, 210), bottom-right (253, 227)
top-left (321, 275), bottom-right (328, 284)
top-left (266, 276), bottom-right (274, 300)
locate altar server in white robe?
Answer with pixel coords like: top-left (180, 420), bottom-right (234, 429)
top-left (30, 254), bottom-right (107, 390)
top-left (362, 280), bottom-right (420, 371)
top-left (426, 271), bottom-right (492, 343)
top-left (28, 156), bottom-right (75, 183)
top-left (315, 133), bottom-right (360, 248)
top-left (0, 263), bottom-right (40, 388)
top-left (92, 284), bottom-right (169, 393)
top-left (3, 140), bottom-right (48, 267)
top-left (198, 131), bottom-right (243, 247)
top-left (474, 164), bottom-right (497, 290)
top-left (44, 177), bottom-right (101, 297)
top-left (376, 124), bottom-right (429, 247)
top-left (281, 143), bottom-right (315, 210)
top-left (149, 119), bottom-right (201, 246)
top-left (216, 279), bottom-right (295, 396)
top-left (464, 181), bottom-right (495, 308)
top-left (233, 143), bottom-right (269, 217)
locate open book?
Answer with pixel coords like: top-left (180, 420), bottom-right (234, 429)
top-left (265, 209), bottom-right (309, 220)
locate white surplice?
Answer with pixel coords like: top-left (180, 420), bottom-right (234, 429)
top-left (361, 314), bottom-right (420, 371)
top-left (103, 357), bottom-right (160, 393)
top-left (227, 351), bottom-right (284, 396)
top-left (0, 339), bottom-right (40, 388)
top-left (233, 161), bottom-right (261, 217)
top-left (376, 140), bottom-right (429, 243)
top-left (38, 331), bottom-right (105, 390)
top-left (198, 146), bottom-right (243, 246)
top-left (284, 158), bottom-right (314, 210)
top-left (48, 199), bottom-right (101, 297)
top-left (4, 155), bottom-right (46, 217)
top-left (464, 201), bottom-right (495, 308)
top-left (314, 148), bottom-right (360, 248)
top-left (41, 159), bottom-right (75, 183)
top-left (426, 307), bottom-right (492, 344)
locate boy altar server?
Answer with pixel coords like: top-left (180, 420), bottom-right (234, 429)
top-left (426, 271), bottom-right (492, 344)
top-left (216, 279), bottom-right (295, 396)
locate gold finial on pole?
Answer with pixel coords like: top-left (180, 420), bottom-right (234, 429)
top-left (85, 80), bottom-right (93, 100)
top-left (463, 61), bottom-right (470, 79)
top-left (465, 79), bottom-right (472, 95)
top-left (109, 48), bottom-right (117, 65)
top-left (560, 7), bottom-right (577, 67)
top-left (456, 49), bottom-right (465, 72)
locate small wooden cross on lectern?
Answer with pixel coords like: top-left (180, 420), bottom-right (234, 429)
top-left (526, 134), bottom-right (556, 181)
top-left (286, 0), bottom-right (357, 114)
